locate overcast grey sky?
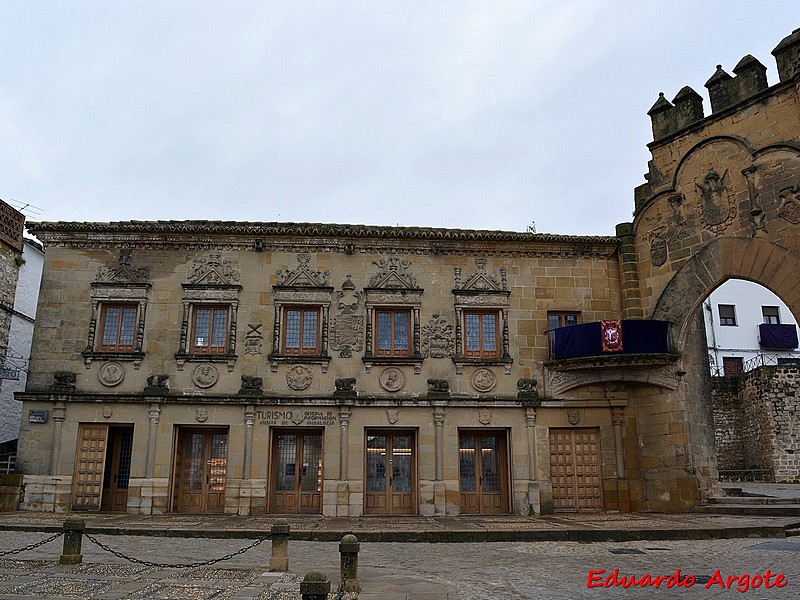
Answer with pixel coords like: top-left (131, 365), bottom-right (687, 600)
top-left (0, 2), bottom-right (795, 235)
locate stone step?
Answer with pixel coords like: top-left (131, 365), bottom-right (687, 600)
top-left (695, 503), bottom-right (800, 516)
top-left (709, 496), bottom-right (800, 505)
top-left (787, 528), bottom-right (800, 537)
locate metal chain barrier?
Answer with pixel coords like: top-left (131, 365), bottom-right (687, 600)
top-left (335, 551), bottom-right (351, 600)
top-left (84, 533), bottom-right (269, 569)
top-left (0, 531), bottom-right (64, 557)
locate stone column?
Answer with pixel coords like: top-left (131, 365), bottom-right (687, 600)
top-left (243, 405), bottom-right (255, 479)
top-left (50, 402), bottom-right (66, 475)
top-left (433, 406), bottom-right (446, 481)
top-left (338, 406), bottom-right (351, 479)
top-left (145, 403), bottom-right (160, 479)
top-left (612, 407), bottom-right (626, 478)
top-left (525, 406), bottom-right (537, 480)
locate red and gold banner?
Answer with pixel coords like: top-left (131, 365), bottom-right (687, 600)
top-left (601, 320), bottom-right (623, 353)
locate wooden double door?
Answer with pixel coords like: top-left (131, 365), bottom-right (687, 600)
top-left (549, 428), bottom-right (602, 511)
top-left (365, 431), bottom-right (416, 514)
top-left (73, 424), bottom-right (133, 512)
top-left (270, 431), bottom-right (323, 513)
top-left (173, 428), bottom-right (229, 513)
top-left (459, 431), bottom-right (509, 514)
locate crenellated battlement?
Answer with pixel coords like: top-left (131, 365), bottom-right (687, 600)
top-left (647, 27), bottom-right (800, 144)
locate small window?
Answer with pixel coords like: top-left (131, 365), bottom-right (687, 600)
top-left (762, 306), bottom-right (780, 325)
top-left (548, 311), bottom-right (580, 330)
top-left (282, 307), bottom-right (320, 355)
top-left (464, 311), bottom-right (499, 358)
top-left (718, 305), bottom-right (737, 326)
top-left (376, 309), bottom-right (411, 356)
top-left (192, 306), bottom-right (229, 354)
top-left (99, 303), bottom-right (138, 352)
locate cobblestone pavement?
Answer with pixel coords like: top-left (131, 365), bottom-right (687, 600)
top-left (0, 531), bottom-right (799, 599)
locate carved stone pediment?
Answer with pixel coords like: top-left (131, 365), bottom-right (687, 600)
top-left (96, 250), bottom-right (150, 284)
top-left (275, 253), bottom-right (331, 287)
top-left (188, 253), bottom-right (240, 285)
top-left (454, 258), bottom-right (506, 292)
top-left (369, 256), bottom-right (418, 289)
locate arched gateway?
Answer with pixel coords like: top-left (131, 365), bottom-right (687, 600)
top-left (14, 29), bottom-right (800, 516)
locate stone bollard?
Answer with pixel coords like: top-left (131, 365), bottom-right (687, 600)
top-left (339, 533), bottom-right (361, 593)
top-left (300, 571), bottom-right (330, 600)
top-left (269, 518), bottom-right (290, 571)
top-left (59, 517), bottom-right (85, 565)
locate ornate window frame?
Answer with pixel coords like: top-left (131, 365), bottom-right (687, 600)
top-left (83, 283), bottom-right (150, 369)
top-left (176, 254), bottom-right (242, 372)
top-left (82, 250), bottom-right (151, 369)
top-left (452, 259), bottom-right (512, 374)
top-left (363, 256), bottom-right (423, 373)
top-left (268, 254), bottom-right (333, 372)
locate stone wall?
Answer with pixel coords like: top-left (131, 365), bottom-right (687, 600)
top-left (712, 366), bottom-right (800, 482)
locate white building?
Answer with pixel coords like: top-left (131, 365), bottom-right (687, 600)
top-left (704, 279), bottom-right (799, 376)
top-left (0, 238), bottom-right (44, 450)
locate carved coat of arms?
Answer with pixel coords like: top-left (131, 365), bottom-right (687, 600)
top-left (696, 169), bottom-right (736, 234)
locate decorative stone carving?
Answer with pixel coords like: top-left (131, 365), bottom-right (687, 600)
top-left (238, 375), bottom-right (263, 396)
top-left (196, 408), bottom-right (209, 423)
top-left (471, 368), bottom-right (496, 392)
top-left (379, 368), bottom-right (405, 392)
top-left (332, 276), bottom-right (364, 357)
top-left (275, 253), bottom-right (331, 287)
top-left (386, 408), bottom-right (399, 424)
top-left (98, 362), bottom-right (125, 387)
top-left (778, 185), bottom-right (800, 224)
top-left (53, 371), bottom-right (76, 393)
top-left (102, 406), bottom-right (113, 419)
top-left (517, 378), bottom-right (537, 394)
top-left (244, 323), bottom-right (263, 355)
top-left (192, 364), bottom-right (219, 389)
top-left (421, 313), bottom-right (455, 358)
top-left (96, 249), bottom-right (150, 284)
top-left (427, 379), bottom-right (449, 393)
top-left (742, 166), bottom-right (766, 235)
top-left (696, 169), bottom-right (736, 234)
top-left (144, 374), bottom-right (169, 395)
top-left (335, 378), bottom-right (356, 392)
top-left (286, 365), bottom-right (313, 391)
top-left (454, 258), bottom-right (507, 291)
top-left (478, 408), bottom-right (491, 425)
top-left (567, 409), bottom-right (581, 425)
top-left (188, 253), bottom-right (240, 285)
top-left (648, 230), bottom-right (668, 267)
top-left (369, 256), bottom-right (417, 289)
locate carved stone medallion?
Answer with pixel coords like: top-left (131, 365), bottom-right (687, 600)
top-left (379, 368), bottom-right (405, 392)
top-left (99, 361), bottom-right (125, 387)
top-left (286, 365), bottom-right (313, 391)
top-left (102, 406), bottom-right (113, 419)
top-left (387, 408), bottom-right (399, 424)
top-left (471, 368), bottom-right (496, 393)
top-left (192, 364), bottom-right (219, 389)
top-left (478, 408), bottom-right (491, 425)
top-left (567, 409), bottom-right (581, 425)
top-left (196, 408), bottom-right (209, 423)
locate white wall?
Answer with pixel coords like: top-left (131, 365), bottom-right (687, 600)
top-left (0, 239), bottom-right (44, 444)
top-left (703, 279), bottom-right (798, 375)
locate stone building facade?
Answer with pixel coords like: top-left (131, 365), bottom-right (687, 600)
top-left (14, 28), bottom-right (800, 515)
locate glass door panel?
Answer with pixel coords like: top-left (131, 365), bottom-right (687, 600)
top-left (365, 431), bottom-right (416, 515)
top-left (270, 431), bottom-right (323, 513)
